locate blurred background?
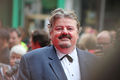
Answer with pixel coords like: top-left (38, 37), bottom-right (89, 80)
top-left (0, 1), bottom-right (120, 79)
top-left (0, 0), bottom-right (120, 36)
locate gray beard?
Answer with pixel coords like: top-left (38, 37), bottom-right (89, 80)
top-left (59, 44), bottom-right (71, 49)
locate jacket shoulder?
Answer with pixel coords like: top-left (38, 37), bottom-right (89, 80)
top-left (23, 45), bottom-right (53, 59)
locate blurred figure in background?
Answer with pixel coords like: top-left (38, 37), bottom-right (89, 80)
top-left (0, 28), bottom-right (10, 64)
top-left (109, 30), bottom-right (116, 42)
top-left (84, 26), bottom-right (98, 35)
top-left (0, 63), bottom-right (10, 80)
top-left (9, 28), bottom-right (28, 51)
top-left (77, 33), bottom-right (97, 54)
top-left (7, 45), bottom-right (26, 80)
top-left (30, 29), bottom-right (51, 50)
top-left (96, 30), bottom-right (113, 56)
top-left (0, 45), bottom-right (26, 80)
top-left (91, 28), bottom-right (120, 80)
top-left (0, 28), bottom-right (10, 80)
top-left (9, 45), bottom-right (27, 67)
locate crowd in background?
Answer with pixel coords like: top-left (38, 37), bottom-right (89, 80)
top-left (0, 19), bottom-right (120, 80)
top-left (0, 25), bottom-right (51, 80)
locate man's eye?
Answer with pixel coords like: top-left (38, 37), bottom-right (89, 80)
top-left (55, 27), bottom-right (63, 30)
top-left (68, 27), bottom-right (73, 30)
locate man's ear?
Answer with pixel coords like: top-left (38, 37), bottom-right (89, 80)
top-left (78, 27), bottom-right (82, 34)
top-left (48, 24), bottom-right (52, 36)
top-left (47, 24), bottom-right (52, 39)
top-left (48, 24), bottom-right (51, 33)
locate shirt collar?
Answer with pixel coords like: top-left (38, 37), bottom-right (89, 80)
top-left (56, 47), bottom-right (77, 61)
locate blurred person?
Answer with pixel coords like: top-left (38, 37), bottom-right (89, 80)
top-left (30, 29), bottom-right (51, 50)
top-left (0, 28), bottom-right (10, 64)
top-left (18, 8), bottom-right (98, 80)
top-left (90, 28), bottom-right (120, 80)
top-left (0, 45), bottom-right (26, 80)
top-left (84, 26), bottom-right (98, 35)
top-left (0, 28), bottom-right (10, 80)
top-left (0, 63), bottom-right (10, 80)
top-left (109, 30), bottom-right (116, 42)
top-left (96, 30), bottom-right (113, 56)
top-left (9, 45), bottom-right (27, 67)
top-left (7, 45), bottom-right (26, 80)
top-left (9, 28), bottom-right (28, 51)
top-left (77, 33), bottom-right (97, 54)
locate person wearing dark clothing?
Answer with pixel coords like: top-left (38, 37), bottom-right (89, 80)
top-left (30, 29), bottom-right (50, 50)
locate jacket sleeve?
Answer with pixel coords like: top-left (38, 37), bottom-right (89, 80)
top-left (17, 56), bottom-right (31, 80)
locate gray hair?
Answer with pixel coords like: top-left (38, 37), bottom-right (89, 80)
top-left (49, 8), bottom-right (81, 33)
top-left (10, 45), bottom-right (27, 56)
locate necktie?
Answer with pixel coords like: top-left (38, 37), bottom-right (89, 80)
top-left (60, 54), bottom-right (73, 62)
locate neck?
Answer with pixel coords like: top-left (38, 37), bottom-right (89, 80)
top-left (32, 43), bottom-right (41, 50)
top-left (55, 46), bottom-right (76, 54)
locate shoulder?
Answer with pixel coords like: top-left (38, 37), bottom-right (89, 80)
top-left (77, 48), bottom-right (100, 62)
top-left (23, 45), bottom-right (54, 60)
top-left (77, 48), bottom-right (96, 57)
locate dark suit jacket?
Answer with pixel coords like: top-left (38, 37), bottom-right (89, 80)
top-left (18, 45), bottom-right (98, 80)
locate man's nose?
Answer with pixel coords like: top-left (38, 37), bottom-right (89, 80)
top-left (62, 28), bottom-right (68, 34)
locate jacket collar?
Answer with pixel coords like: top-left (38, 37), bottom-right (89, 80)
top-left (48, 45), bottom-right (68, 80)
top-left (48, 46), bottom-right (88, 80)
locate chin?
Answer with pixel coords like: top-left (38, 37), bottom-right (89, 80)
top-left (59, 43), bottom-right (71, 49)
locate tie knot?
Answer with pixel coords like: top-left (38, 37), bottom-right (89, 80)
top-left (60, 54), bottom-right (73, 63)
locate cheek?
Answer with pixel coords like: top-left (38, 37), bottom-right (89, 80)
top-left (10, 59), bottom-right (15, 65)
top-left (71, 33), bottom-right (79, 42)
top-left (10, 58), bottom-right (14, 62)
top-left (50, 33), bottom-right (61, 45)
top-left (71, 32), bottom-right (78, 38)
top-left (50, 32), bottom-right (60, 40)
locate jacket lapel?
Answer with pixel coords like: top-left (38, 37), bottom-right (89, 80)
top-left (48, 46), bottom-right (67, 80)
top-left (77, 48), bottom-right (88, 80)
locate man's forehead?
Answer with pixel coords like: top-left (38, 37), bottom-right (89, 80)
top-left (54, 18), bottom-right (77, 25)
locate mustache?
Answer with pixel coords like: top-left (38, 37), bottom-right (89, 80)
top-left (58, 34), bottom-right (72, 39)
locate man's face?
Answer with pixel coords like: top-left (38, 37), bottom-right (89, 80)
top-left (97, 36), bottom-right (111, 49)
top-left (0, 38), bottom-right (8, 50)
top-left (50, 18), bottom-right (79, 53)
top-left (10, 53), bottom-right (21, 66)
top-left (9, 31), bottom-right (21, 48)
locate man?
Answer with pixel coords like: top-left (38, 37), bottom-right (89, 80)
top-left (0, 28), bottom-right (10, 80)
top-left (91, 29), bottom-right (120, 80)
top-left (96, 30), bottom-right (113, 56)
top-left (9, 28), bottom-right (28, 51)
top-left (30, 29), bottom-right (50, 50)
top-left (0, 28), bottom-right (10, 64)
top-left (18, 8), bottom-right (98, 80)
